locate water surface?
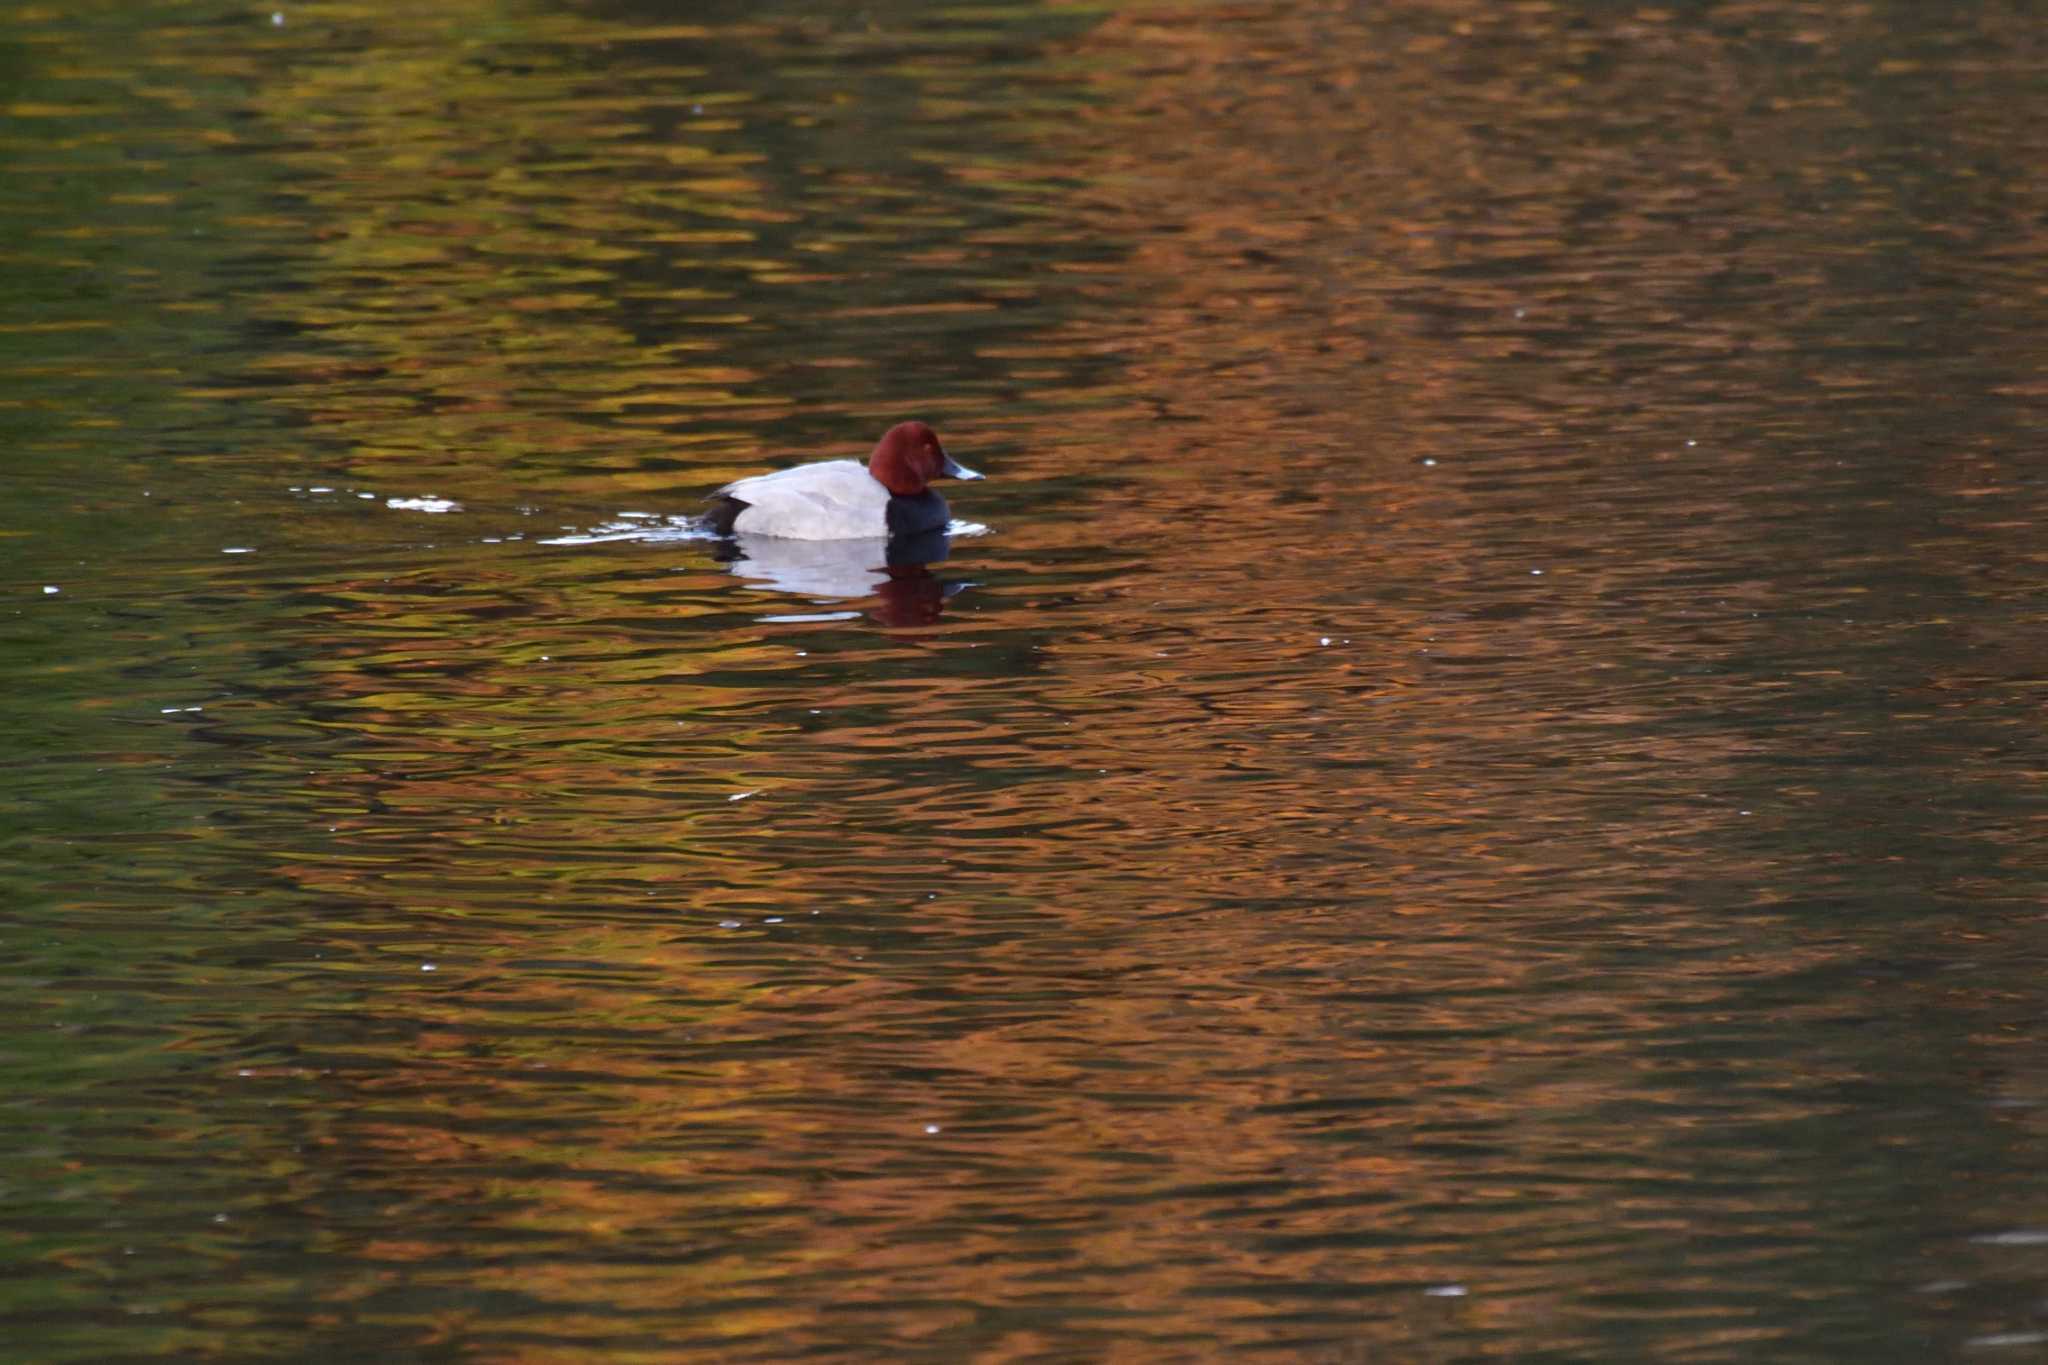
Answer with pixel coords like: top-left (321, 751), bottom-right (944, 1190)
top-left (4, 0), bottom-right (2047, 1359)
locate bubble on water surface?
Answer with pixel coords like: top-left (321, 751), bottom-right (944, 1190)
top-left (386, 496), bottom-right (461, 514)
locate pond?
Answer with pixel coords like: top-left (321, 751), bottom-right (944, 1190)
top-left (3, 0), bottom-right (2046, 1358)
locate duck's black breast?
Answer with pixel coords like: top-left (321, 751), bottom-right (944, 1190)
top-left (885, 523), bottom-right (952, 568)
top-left (886, 490), bottom-right (950, 537)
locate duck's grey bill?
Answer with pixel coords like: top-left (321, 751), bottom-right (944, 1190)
top-left (940, 454), bottom-right (984, 481)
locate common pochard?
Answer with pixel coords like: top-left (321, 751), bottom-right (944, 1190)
top-left (702, 421), bottom-right (981, 540)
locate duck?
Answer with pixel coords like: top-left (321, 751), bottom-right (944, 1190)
top-left (702, 421), bottom-right (982, 540)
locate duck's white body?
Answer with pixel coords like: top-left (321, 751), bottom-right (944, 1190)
top-left (716, 460), bottom-right (893, 540)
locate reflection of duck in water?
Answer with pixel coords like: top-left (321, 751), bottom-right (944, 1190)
top-left (719, 524), bottom-right (963, 627)
top-left (702, 421), bottom-right (981, 541)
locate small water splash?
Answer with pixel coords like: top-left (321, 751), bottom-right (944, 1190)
top-left (539, 515), bottom-right (716, 546)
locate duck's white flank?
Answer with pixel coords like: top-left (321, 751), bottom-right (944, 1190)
top-left (718, 460), bottom-right (891, 540)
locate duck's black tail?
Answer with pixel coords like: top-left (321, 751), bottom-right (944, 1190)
top-left (700, 494), bottom-right (748, 537)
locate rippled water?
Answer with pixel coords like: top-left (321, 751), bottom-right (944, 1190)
top-left (4, 0), bottom-right (2046, 1358)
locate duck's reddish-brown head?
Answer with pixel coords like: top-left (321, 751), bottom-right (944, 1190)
top-left (867, 421), bottom-right (982, 497)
